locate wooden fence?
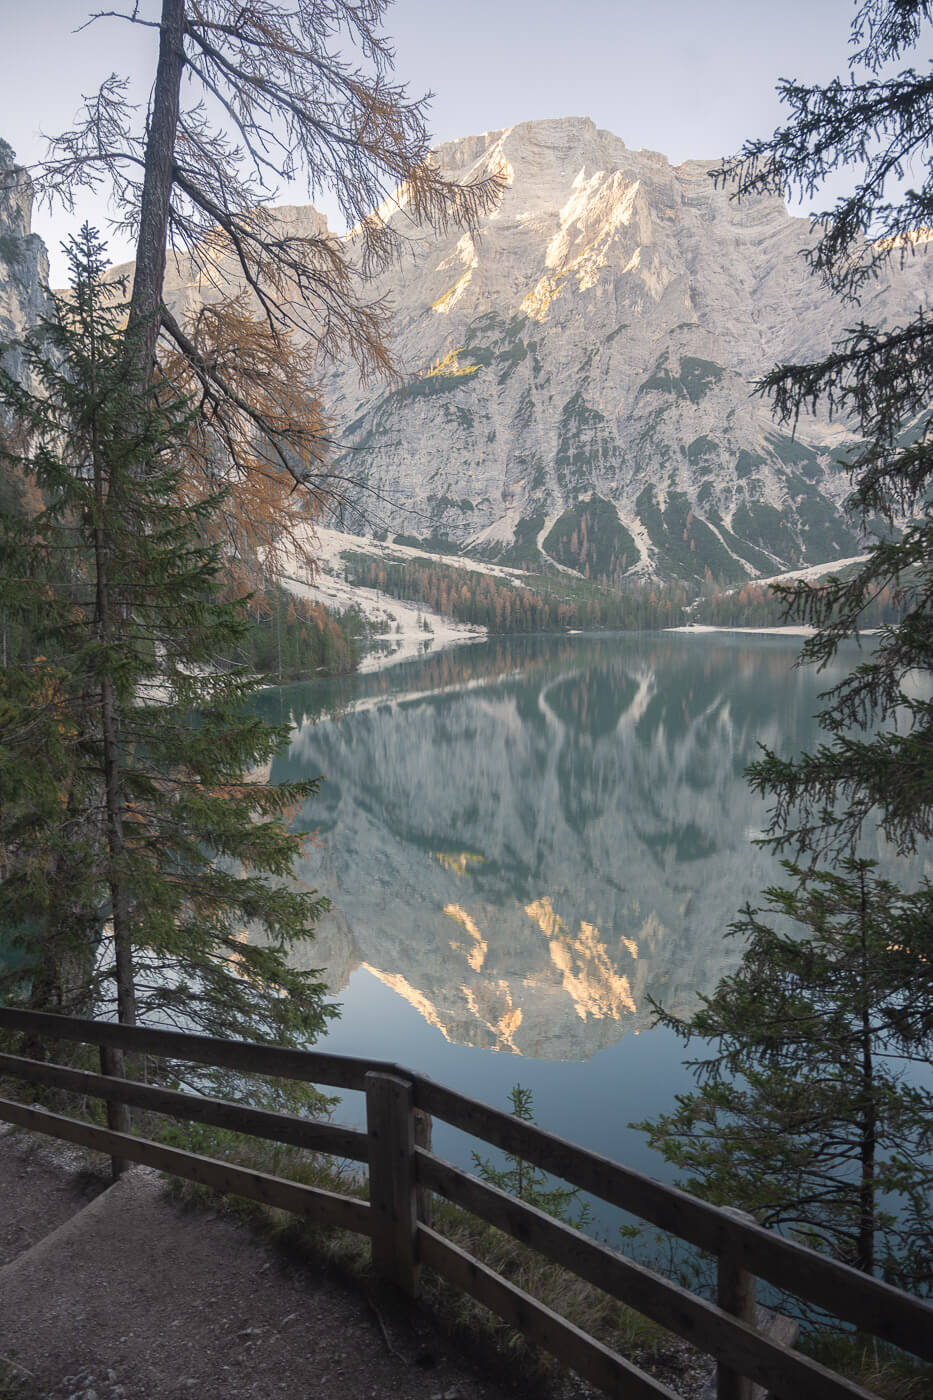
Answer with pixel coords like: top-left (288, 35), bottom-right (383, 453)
top-left (0, 1006), bottom-right (930, 1400)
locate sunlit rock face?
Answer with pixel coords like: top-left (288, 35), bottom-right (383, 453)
top-left (273, 637), bottom-right (931, 1061)
top-left (322, 116), bottom-right (932, 581)
top-left (92, 116), bottom-right (933, 582)
top-left (0, 141), bottom-right (49, 388)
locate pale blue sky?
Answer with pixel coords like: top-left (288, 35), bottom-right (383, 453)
top-left (0, 0), bottom-right (900, 281)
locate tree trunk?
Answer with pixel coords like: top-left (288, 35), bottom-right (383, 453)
top-left (856, 869), bottom-right (875, 1276)
top-left (92, 446), bottom-right (136, 1031)
top-left (126, 0), bottom-right (186, 381)
top-left (100, 672), bottom-right (137, 1030)
top-left (88, 410), bottom-right (136, 1167)
top-left (109, 1), bottom-right (186, 1011)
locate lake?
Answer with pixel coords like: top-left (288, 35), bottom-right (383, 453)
top-left (255, 631), bottom-right (930, 1221)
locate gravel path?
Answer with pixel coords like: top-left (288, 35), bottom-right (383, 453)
top-left (0, 1129), bottom-right (524, 1400)
top-left (0, 1128), bottom-right (110, 1269)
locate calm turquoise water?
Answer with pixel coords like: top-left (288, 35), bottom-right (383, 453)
top-left (256, 632), bottom-right (930, 1222)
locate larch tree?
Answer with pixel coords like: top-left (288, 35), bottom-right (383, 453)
top-left (40, 0), bottom-right (503, 575)
top-left (4, 2), bottom-right (502, 1043)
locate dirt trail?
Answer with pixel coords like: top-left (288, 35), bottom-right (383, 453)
top-left (0, 1129), bottom-right (110, 1269)
top-left (0, 1128), bottom-right (524, 1400)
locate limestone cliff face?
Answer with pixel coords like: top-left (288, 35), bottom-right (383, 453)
top-left (0, 140), bottom-right (49, 387)
top-left (323, 117), bottom-right (932, 582)
top-left (59, 116), bottom-right (933, 584)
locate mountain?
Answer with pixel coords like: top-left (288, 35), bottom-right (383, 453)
top-left (7, 120), bottom-right (932, 587)
top-left (321, 117), bottom-right (932, 584)
top-left (0, 141), bottom-right (48, 391)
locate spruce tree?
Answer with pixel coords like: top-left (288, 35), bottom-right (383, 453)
top-left (639, 1), bottom-right (933, 1291)
top-left (472, 1085), bottom-right (591, 1230)
top-left (716, 0), bottom-right (933, 856)
top-left (635, 862), bottom-right (933, 1292)
top-left (0, 227), bottom-right (333, 1054)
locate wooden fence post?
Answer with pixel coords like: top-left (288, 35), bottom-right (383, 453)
top-left (99, 1044), bottom-right (131, 1180)
top-left (414, 1106), bottom-right (433, 1231)
top-left (366, 1071), bottom-right (419, 1296)
top-left (716, 1208), bottom-right (758, 1400)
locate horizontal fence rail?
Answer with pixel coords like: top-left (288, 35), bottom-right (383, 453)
top-left (0, 1097), bottom-right (371, 1234)
top-left (1, 1006), bottom-right (930, 1400)
top-left (410, 1076), bottom-right (933, 1361)
top-left (0, 1005), bottom-right (378, 1090)
top-left (417, 1224), bottom-right (681, 1400)
top-left (0, 1051), bottom-right (370, 1161)
top-left (414, 1149), bottom-right (875, 1400)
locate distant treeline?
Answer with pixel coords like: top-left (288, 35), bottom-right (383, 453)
top-left (343, 552), bottom-right (692, 632)
top-left (242, 584), bottom-right (363, 679)
top-left (0, 492), bottom-right (362, 681)
top-left (690, 577), bottom-right (908, 628)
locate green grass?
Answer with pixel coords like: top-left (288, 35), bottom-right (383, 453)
top-left (735, 449), bottom-right (765, 479)
top-left (638, 353), bottom-right (725, 403)
top-left (800, 1330), bottom-right (933, 1399)
top-left (636, 485), bottom-right (748, 584)
top-left (787, 477), bottom-right (861, 560)
top-left (0, 1360), bottom-right (40, 1400)
top-left (398, 348), bottom-right (485, 400)
top-left (730, 498), bottom-right (801, 564)
top-left (482, 510), bottom-right (547, 567)
top-left (687, 435), bottom-right (719, 468)
top-left (705, 515), bottom-right (780, 574)
top-left (554, 391), bottom-right (611, 492)
top-left (391, 532), bottom-right (463, 554)
top-left (766, 431), bottom-right (822, 473)
top-left (679, 357), bottom-right (725, 403)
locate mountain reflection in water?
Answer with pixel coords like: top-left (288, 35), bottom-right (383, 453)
top-left (258, 634), bottom-right (927, 1063)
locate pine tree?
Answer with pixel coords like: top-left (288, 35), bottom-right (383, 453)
top-left (0, 227), bottom-right (333, 1053)
top-left (640, 1), bottom-right (933, 1295)
top-left (635, 862), bottom-right (933, 1292)
top-left (715, 0), bottom-right (933, 857)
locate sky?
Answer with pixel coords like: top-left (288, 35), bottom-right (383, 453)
top-left (0, 0), bottom-right (892, 283)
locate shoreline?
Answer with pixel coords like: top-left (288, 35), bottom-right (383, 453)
top-left (667, 624), bottom-right (818, 636)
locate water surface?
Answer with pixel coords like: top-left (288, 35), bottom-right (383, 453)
top-left (257, 632), bottom-right (928, 1191)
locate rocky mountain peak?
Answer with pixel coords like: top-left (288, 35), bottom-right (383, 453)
top-left (0, 142), bottom-right (49, 392)
top-left (3, 116), bottom-right (930, 588)
top-left (323, 117), bottom-right (932, 583)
